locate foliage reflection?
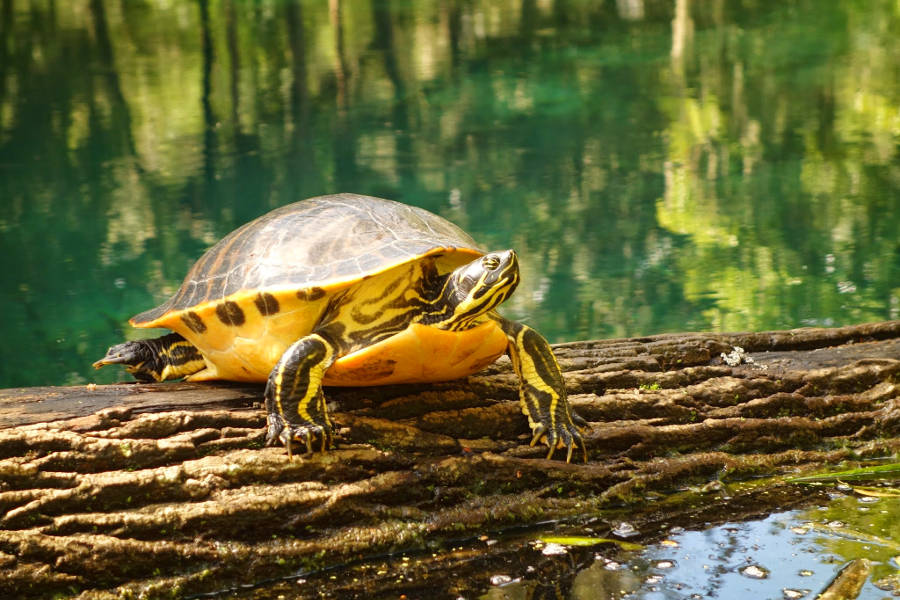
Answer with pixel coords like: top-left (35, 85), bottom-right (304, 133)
top-left (0, 0), bottom-right (898, 386)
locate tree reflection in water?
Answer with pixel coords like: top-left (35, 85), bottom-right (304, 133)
top-left (0, 0), bottom-right (897, 386)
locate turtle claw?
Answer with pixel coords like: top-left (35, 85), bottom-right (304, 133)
top-left (529, 424), bottom-right (547, 448)
top-left (265, 412), bottom-right (332, 458)
top-left (528, 417), bottom-right (588, 464)
top-left (282, 431), bottom-right (294, 461)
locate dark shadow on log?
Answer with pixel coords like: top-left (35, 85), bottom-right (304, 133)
top-left (0, 322), bottom-right (898, 598)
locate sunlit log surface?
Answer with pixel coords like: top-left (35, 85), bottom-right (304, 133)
top-left (1, 321), bottom-right (899, 599)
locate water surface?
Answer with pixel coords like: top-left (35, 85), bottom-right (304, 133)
top-left (1, 1), bottom-right (898, 387)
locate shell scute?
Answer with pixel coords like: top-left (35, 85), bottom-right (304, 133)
top-left (131, 194), bottom-right (482, 328)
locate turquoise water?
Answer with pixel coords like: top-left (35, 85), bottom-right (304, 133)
top-left (1, 0), bottom-right (898, 387)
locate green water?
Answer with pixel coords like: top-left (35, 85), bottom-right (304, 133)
top-left (1, 0), bottom-right (898, 388)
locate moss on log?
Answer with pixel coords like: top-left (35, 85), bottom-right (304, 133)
top-left (1, 321), bottom-right (899, 599)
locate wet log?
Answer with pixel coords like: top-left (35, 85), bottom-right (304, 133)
top-left (1, 321), bottom-right (899, 599)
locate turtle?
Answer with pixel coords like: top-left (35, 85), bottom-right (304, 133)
top-left (94, 193), bottom-right (587, 462)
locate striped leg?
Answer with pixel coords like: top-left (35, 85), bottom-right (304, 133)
top-left (495, 317), bottom-right (587, 463)
top-left (264, 333), bottom-right (337, 458)
top-left (93, 333), bottom-right (205, 382)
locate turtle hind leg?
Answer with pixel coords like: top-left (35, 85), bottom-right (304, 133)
top-left (93, 332), bottom-right (205, 382)
top-left (264, 333), bottom-right (337, 457)
top-left (494, 316), bottom-right (588, 463)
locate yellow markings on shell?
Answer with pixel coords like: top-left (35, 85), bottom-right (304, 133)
top-left (141, 255), bottom-right (474, 385)
top-left (164, 289), bottom-right (330, 382)
top-left (130, 247), bottom-right (480, 330)
top-left (328, 261), bottom-right (437, 355)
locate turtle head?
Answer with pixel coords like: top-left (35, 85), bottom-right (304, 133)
top-left (430, 250), bottom-right (520, 330)
top-left (93, 333), bottom-right (205, 383)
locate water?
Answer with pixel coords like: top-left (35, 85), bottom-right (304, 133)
top-left (2, 4), bottom-right (899, 595)
top-left (223, 476), bottom-right (900, 599)
top-left (1, 0), bottom-right (898, 388)
top-left (599, 502), bottom-right (899, 599)
top-left (568, 489), bottom-right (900, 600)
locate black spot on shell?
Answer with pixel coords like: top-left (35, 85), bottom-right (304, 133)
top-left (216, 301), bottom-right (246, 326)
top-left (181, 311), bottom-right (207, 334)
top-left (297, 287), bottom-right (326, 302)
top-left (254, 292), bottom-right (280, 316)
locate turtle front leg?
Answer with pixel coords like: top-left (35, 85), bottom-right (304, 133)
top-left (93, 333), bottom-right (205, 382)
top-left (494, 317), bottom-right (587, 463)
top-left (264, 333), bottom-right (337, 458)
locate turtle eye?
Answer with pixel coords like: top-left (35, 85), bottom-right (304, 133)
top-left (482, 255), bottom-right (501, 270)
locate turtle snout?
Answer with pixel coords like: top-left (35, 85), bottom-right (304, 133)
top-left (92, 340), bottom-right (155, 371)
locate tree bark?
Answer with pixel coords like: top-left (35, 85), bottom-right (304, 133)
top-left (1, 321), bottom-right (898, 599)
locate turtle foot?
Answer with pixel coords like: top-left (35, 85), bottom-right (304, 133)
top-left (265, 413), bottom-right (332, 459)
top-left (529, 415), bottom-right (588, 464)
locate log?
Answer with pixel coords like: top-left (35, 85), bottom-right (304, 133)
top-left (1, 321), bottom-right (899, 599)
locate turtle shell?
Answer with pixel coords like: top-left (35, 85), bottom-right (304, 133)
top-left (132, 193), bottom-right (483, 328)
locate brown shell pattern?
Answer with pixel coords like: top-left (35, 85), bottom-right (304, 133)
top-left (131, 193), bottom-right (482, 325)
